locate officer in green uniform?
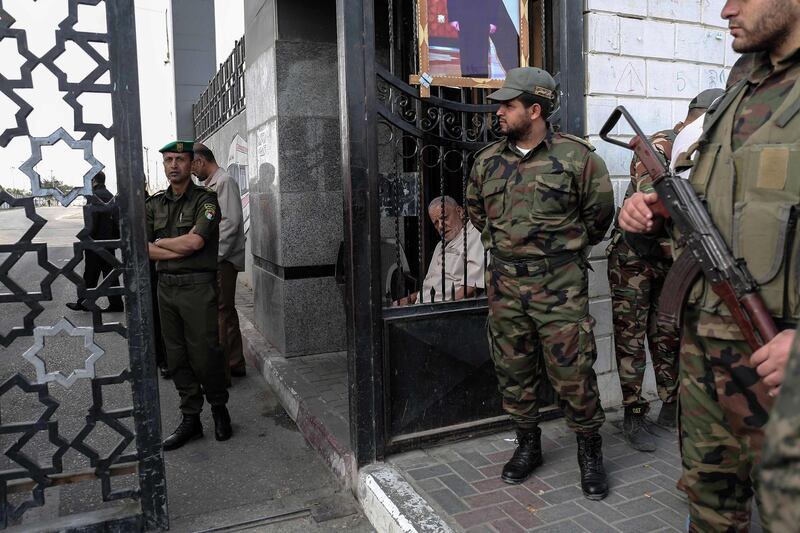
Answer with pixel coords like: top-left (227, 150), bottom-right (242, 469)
top-left (618, 0), bottom-right (800, 528)
top-left (466, 67), bottom-right (615, 500)
top-left (146, 140), bottom-right (232, 450)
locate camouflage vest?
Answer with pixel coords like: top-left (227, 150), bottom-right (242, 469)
top-left (687, 77), bottom-right (800, 322)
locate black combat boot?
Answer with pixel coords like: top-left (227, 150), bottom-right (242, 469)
top-left (656, 401), bottom-right (677, 429)
top-left (163, 414), bottom-right (203, 451)
top-left (501, 427), bottom-right (543, 484)
top-left (577, 431), bottom-right (608, 500)
top-left (623, 404), bottom-right (656, 452)
top-left (212, 405), bottom-right (233, 441)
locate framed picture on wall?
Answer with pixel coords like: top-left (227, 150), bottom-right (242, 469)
top-left (411, 0), bottom-right (530, 97)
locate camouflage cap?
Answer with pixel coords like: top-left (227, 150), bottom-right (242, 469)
top-left (487, 67), bottom-right (557, 102)
top-left (689, 88), bottom-right (725, 110)
top-left (159, 140), bottom-right (194, 153)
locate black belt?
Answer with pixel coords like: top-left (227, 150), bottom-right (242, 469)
top-left (490, 252), bottom-right (580, 277)
top-left (158, 271), bottom-right (216, 286)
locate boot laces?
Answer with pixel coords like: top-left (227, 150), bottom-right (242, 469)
top-left (509, 431), bottom-right (540, 465)
top-left (579, 436), bottom-right (603, 472)
top-left (629, 411), bottom-right (648, 433)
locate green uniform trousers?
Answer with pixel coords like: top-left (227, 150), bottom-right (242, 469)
top-left (486, 259), bottom-right (605, 433)
top-left (158, 272), bottom-right (229, 415)
top-left (607, 239), bottom-right (680, 408)
top-left (678, 307), bottom-right (772, 533)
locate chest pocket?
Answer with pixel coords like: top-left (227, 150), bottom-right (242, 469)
top-left (532, 173), bottom-right (571, 218)
top-left (689, 143), bottom-right (721, 196)
top-left (176, 208), bottom-right (195, 235)
top-left (482, 178), bottom-right (508, 221)
top-left (733, 143), bottom-right (800, 198)
top-left (153, 213), bottom-right (168, 238)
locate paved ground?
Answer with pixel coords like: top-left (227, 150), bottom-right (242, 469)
top-left (237, 309), bottom-right (766, 533)
top-left (0, 205), bottom-right (373, 532)
top-left (388, 407), bottom-right (763, 533)
top-left (160, 361), bottom-right (371, 533)
top-left (390, 409), bottom-right (688, 532)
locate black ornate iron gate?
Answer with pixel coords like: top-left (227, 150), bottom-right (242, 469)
top-left (338, 0), bottom-right (586, 464)
top-left (0, 1), bottom-right (166, 530)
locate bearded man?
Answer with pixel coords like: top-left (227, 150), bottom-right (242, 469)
top-left (466, 67), bottom-right (614, 500)
top-left (617, 0), bottom-right (800, 529)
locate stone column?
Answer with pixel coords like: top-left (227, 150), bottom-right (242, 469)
top-left (170, 0), bottom-right (216, 139)
top-left (245, 0), bottom-right (345, 357)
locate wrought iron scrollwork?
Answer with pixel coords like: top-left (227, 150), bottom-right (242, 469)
top-left (375, 64), bottom-right (503, 152)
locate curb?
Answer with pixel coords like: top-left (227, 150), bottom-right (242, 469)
top-left (359, 465), bottom-right (455, 533)
top-left (239, 312), bottom-right (358, 490)
top-left (238, 311), bottom-right (452, 533)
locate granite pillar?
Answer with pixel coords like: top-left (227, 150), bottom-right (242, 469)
top-left (245, 0), bottom-right (345, 357)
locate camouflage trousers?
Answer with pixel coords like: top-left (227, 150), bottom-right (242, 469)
top-left (678, 307), bottom-right (773, 533)
top-left (759, 324), bottom-right (800, 533)
top-left (607, 239), bottom-right (680, 407)
top-left (486, 258), bottom-right (605, 433)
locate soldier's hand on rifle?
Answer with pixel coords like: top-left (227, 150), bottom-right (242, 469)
top-left (619, 192), bottom-right (662, 234)
top-left (752, 328), bottom-right (796, 397)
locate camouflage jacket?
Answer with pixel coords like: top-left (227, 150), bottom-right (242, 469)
top-left (466, 130), bottom-right (614, 260)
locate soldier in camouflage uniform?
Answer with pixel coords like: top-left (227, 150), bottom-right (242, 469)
top-left (607, 90), bottom-right (722, 453)
top-left (466, 68), bottom-right (614, 500)
top-left (754, 326), bottom-right (800, 532)
top-left (617, 0), bottom-right (800, 528)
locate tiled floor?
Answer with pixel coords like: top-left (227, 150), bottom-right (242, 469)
top-left (389, 405), bottom-right (761, 533)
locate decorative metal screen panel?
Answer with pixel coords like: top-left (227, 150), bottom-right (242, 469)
top-left (0, 0), bottom-right (166, 530)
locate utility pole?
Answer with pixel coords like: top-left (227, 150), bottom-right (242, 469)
top-left (144, 146), bottom-right (151, 192)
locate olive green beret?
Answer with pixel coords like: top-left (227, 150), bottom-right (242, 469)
top-left (159, 140), bottom-right (194, 153)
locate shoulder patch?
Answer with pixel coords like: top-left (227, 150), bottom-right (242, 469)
top-left (557, 133), bottom-right (595, 151)
top-left (472, 139), bottom-right (504, 160)
top-left (146, 190), bottom-right (165, 202)
top-left (202, 202), bottom-right (217, 221)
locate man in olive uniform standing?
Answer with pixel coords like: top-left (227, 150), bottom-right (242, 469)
top-left (147, 141), bottom-right (232, 450)
top-left (607, 89), bottom-right (723, 453)
top-left (466, 67), bottom-right (614, 499)
top-left (618, 0), bottom-right (800, 528)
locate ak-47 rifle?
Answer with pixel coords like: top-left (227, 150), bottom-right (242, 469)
top-left (600, 106), bottom-right (779, 351)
